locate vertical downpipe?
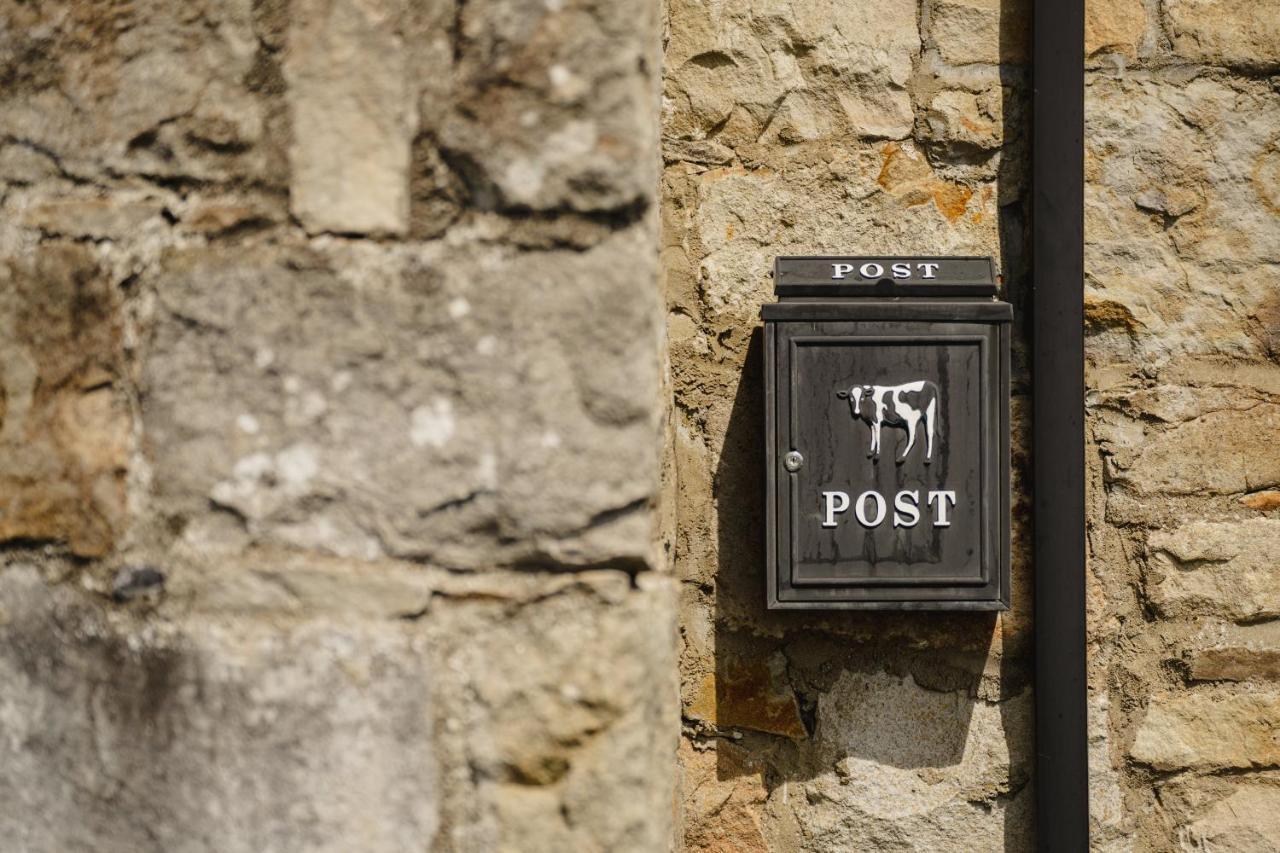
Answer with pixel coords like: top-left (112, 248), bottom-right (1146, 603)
top-left (1032, 0), bottom-right (1088, 848)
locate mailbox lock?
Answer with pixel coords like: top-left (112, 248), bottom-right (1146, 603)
top-left (783, 450), bottom-right (804, 472)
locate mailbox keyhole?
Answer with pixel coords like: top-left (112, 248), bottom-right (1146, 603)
top-left (783, 450), bottom-right (804, 472)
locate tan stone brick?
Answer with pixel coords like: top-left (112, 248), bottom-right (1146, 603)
top-left (1158, 776), bottom-right (1280, 851)
top-left (284, 0), bottom-right (415, 235)
top-left (1165, 0), bottom-right (1280, 72)
top-left (1186, 622), bottom-right (1280, 682)
top-left (1114, 406), bottom-right (1280, 497)
top-left (1131, 689), bottom-right (1280, 771)
top-left (930, 0), bottom-right (1029, 65)
top-left (679, 738), bottom-right (771, 853)
top-left (685, 652), bottom-right (807, 740)
top-left (1085, 0), bottom-right (1146, 60)
top-left (0, 244), bottom-right (129, 557)
top-left (1146, 519), bottom-right (1280, 620)
top-left (1242, 490), bottom-right (1280, 512)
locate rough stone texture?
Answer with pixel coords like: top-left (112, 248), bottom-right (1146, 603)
top-left (679, 738), bottom-right (772, 852)
top-left (1146, 519), bottom-right (1280, 621)
top-left (0, 0), bottom-right (278, 185)
top-left (781, 672), bottom-right (1032, 852)
top-left (1158, 775), bottom-right (1280, 851)
top-left (140, 235), bottom-right (659, 571)
top-left (284, 0), bottom-right (416, 235)
top-left (1185, 621), bottom-right (1280, 683)
top-left (1165, 0), bottom-right (1280, 73)
top-left (665, 0), bottom-right (1034, 844)
top-left (0, 0), bottom-right (676, 849)
top-left (443, 0), bottom-right (659, 214)
top-left (664, 0), bottom-right (921, 145)
top-left (1130, 689), bottom-right (1280, 772)
top-left (1085, 3), bottom-right (1280, 840)
top-left (0, 244), bottom-right (130, 557)
top-left (1085, 0), bottom-right (1146, 62)
top-left (929, 0), bottom-right (1029, 66)
top-left (0, 565), bottom-right (438, 853)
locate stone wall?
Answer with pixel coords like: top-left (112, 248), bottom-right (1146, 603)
top-left (0, 1), bottom-right (676, 850)
top-left (1084, 1), bottom-right (1280, 849)
top-left (662, 0), bottom-right (1036, 849)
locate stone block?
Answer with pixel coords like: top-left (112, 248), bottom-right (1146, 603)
top-left (429, 572), bottom-right (678, 852)
top-left (1085, 77), bottom-right (1280, 360)
top-left (922, 88), bottom-right (1005, 152)
top-left (441, 0), bottom-right (660, 212)
top-left (1158, 775), bottom-right (1280, 851)
top-left (1130, 689), bottom-right (1280, 771)
top-left (0, 566), bottom-right (438, 853)
top-left (664, 0), bottom-right (917, 144)
top-left (1165, 0), bottom-right (1280, 72)
top-left (1185, 622), bottom-right (1280, 682)
top-left (284, 0), bottom-right (415, 235)
top-left (142, 238), bottom-right (660, 571)
top-left (0, 0), bottom-right (271, 183)
top-left (930, 0), bottom-right (1029, 65)
top-left (22, 197), bottom-right (166, 240)
top-left (679, 738), bottom-right (771, 853)
top-left (1145, 519), bottom-right (1280, 620)
top-left (1113, 406), bottom-right (1280, 497)
top-left (1242, 490), bottom-right (1280, 511)
top-left (685, 651), bottom-right (807, 740)
top-left (1085, 0), bottom-right (1146, 61)
top-left (0, 244), bottom-right (129, 557)
top-left (780, 672), bottom-right (1033, 850)
top-left (1088, 693), bottom-right (1135, 847)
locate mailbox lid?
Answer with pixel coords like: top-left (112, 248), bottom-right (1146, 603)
top-left (764, 307), bottom-right (1010, 610)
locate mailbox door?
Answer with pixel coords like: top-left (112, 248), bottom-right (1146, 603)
top-left (766, 311), bottom-right (1009, 609)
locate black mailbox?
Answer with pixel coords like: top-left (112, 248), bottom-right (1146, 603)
top-left (763, 256), bottom-right (1011, 610)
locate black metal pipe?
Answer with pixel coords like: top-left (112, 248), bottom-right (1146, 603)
top-left (1032, 0), bottom-right (1088, 847)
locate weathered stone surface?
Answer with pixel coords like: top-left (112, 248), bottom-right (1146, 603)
top-left (1111, 406), bottom-right (1280, 496)
top-left (1130, 689), bottom-right (1280, 771)
top-left (679, 738), bottom-right (771, 853)
top-left (783, 672), bottom-right (1033, 850)
top-left (922, 88), bottom-right (1005, 153)
top-left (441, 0), bottom-right (659, 212)
top-left (1242, 490), bottom-right (1280, 511)
top-left (0, 565), bottom-right (439, 853)
top-left (2, 0), bottom-right (675, 849)
top-left (284, 0), bottom-right (416, 235)
top-left (664, 0), bottom-right (920, 145)
top-left (141, 236), bottom-right (660, 570)
top-left (429, 572), bottom-right (678, 853)
top-left (22, 197), bottom-right (166, 240)
top-left (1145, 519), bottom-right (1280, 620)
top-left (0, 0), bottom-right (273, 183)
top-left (1085, 0), bottom-right (1146, 61)
top-left (1088, 693), bottom-right (1135, 848)
top-left (1159, 776), bottom-right (1280, 851)
top-left (1165, 0), bottom-right (1280, 72)
top-left (685, 650), bottom-right (807, 740)
top-left (1080, 0), bottom-right (1280, 841)
top-left (930, 0), bottom-right (1029, 65)
top-left (1086, 77), bottom-right (1280, 360)
top-left (0, 563), bottom-right (677, 853)
top-left (0, 244), bottom-right (129, 557)
top-left (1186, 621), bottom-right (1280, 682)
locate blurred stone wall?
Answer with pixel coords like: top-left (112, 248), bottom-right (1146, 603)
top-left (1084, 1), bottom-right (1280, 849)
top-left (6, 0), bottom-right (1279, 849)
top-left (0, 1), bottom-right (676, 851)
top-left (661, 0), bottom-right (1036, 849)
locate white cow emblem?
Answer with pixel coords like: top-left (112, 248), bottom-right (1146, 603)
top-left (836, 380), bottom-right (940, 463)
